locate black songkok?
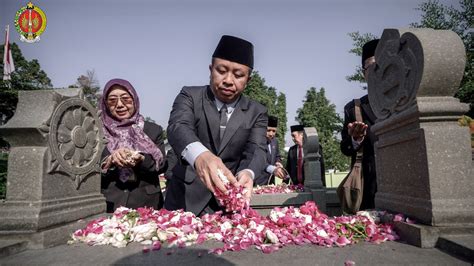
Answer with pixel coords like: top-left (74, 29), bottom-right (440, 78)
top-left (362, 39), bottom-right (379, 67)
top-left (212, 35), bottom-right (254, 69)
top-left (290, 125), bottom-right (304, 132)
top-left (268, 116), bottom-right (278, 127)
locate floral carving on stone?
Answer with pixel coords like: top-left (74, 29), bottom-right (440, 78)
top-left (45, 96), bottom-right (105, 189)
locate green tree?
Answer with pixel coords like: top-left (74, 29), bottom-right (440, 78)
top-left (244, 71), bottom-right (287, 155)
top-left (347, 0), bottom-right (473, 116)
top-left (69, 70), bottom-right (100, 107)
top-left (296, 87), bottom-right (350, 171)
top-left (0, 43), bottom-right (52, 124)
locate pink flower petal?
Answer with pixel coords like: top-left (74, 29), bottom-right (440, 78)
top-left (345, 260), bottom-right (356, 265)
top-left (393, 214), bottom-right (404, 222)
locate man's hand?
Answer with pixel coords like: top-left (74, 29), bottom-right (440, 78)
top-left (348, 121), bottom-right (368, 142)
top-left (236, 170), bottom-right (254, 200)
top-left (194, 151), bottom-right (237, 194)
top-left (273, 167), bottom-right (286, 179)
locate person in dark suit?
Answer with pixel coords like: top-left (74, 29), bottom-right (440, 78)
top-left (164, 35), bottom-right (268, 216)
top-left (254, 116), bottom-right (285, 186)
top-left (99, 79), bottom-right (166, 213)
top-left (285, 125), bottom-right (326, 186)
top-left (340, 39), bottom-right (379, 210)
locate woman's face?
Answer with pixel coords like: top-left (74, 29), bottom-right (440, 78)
top-left (106, 86), bottom-right (135, 120)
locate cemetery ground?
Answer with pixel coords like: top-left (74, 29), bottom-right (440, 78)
top-left (0, 233), bottom-right (471, 265)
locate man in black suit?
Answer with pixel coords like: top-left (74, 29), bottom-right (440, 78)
top-left (285, 125), bottom-right (326, 186)
top-left (340, 39), bottom-right (379, 210)
top-left (254, 116), bottom-right (285, 186)
top-left (164, 35), bottom-right (268, 215)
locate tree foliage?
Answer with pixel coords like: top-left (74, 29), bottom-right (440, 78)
top-left (296, 87), bottom-right (350, 171)
top-left (244, 71), bottom-right (287, 156)
top-left (69, 69), bottom-right (100, 107)
top-left (0, 43), bottom-right (52, 124)
top-left (347, 0), bottom-right (473, 116)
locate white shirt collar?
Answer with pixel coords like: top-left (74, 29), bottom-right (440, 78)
top-left (215, 95), bottom-right (239, 113)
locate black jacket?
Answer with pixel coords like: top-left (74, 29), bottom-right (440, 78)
top-left (285, 144), bottom-right (325, 186)
top-left (101, 121), bottom-right (166, 212)
top-left (340, 95), bottom-right (378, 209)
top-left (254, 138), bottom-right (282, 186)
top-left (164, 86), bottom-right (268, 215)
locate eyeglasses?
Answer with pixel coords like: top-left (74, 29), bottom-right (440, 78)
top-left (106, 95), bottom-right (134, 106)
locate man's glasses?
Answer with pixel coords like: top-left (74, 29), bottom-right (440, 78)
top-left (107, 95), bottom-right (133, 106)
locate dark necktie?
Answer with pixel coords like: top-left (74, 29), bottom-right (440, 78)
top-left (297, 146), bottom-right (303, 184)
top-left (219, 104), bottom-right (228, 142)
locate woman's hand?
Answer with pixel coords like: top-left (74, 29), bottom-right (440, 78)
top-left (110, 148), bottom-right (143, 168)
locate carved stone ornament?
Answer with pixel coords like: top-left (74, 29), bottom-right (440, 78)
top-left (41, 95), bottom-right (105, 189)
top-left (367, 29), bottom-right (423, 121)
top-left (368, 28), bottom-right (466, 121)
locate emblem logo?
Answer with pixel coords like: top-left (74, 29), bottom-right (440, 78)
top-left (14, 1), bottom-right (47, 43)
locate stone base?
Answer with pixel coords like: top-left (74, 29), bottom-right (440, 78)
top-left (0, 194), bottom-right (106, 231)
top-left (437, 235), bottom-right (474, 263)
top-left (325, 189), bottom-right (342, 217)
top-left (249, 189), bottom-right (337, 216)
top-left (0, 240), bottom-right (28, 258)
top-left (250, 192), bottom-right (313, 216)
top-left (394, 221), bottom-right (474, 248)
top-left (0, 213), bottom-right (106, 250)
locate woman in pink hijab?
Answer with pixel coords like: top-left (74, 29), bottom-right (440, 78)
top-left (100, 78), bottom-right (165, 213)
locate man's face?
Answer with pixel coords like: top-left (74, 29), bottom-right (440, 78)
top-left (266, 126), bottom-right (277, 141)
top-left (291, 131), bottom-right (304, 147)
top-left (363, 56), bottom-right (376, 80)
top-left (209, 58), bottom-right (251, 103)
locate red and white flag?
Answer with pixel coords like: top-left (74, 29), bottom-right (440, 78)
top-left (3, 25), bottom-right (15, 81)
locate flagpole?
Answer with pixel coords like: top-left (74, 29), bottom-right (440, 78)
top-left (3, 24), bottom-right (15, 84)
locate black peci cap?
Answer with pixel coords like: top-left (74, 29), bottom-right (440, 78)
top-left (362, 39), bottom-right (379, 68)
top-left (212, 35), bottom-right (254, 69)
top-left (268, 116), bottom-right (278, 127)
top-left (290, 125), bottom-right (304, 132)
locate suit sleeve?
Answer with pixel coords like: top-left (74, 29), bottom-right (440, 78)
top-left (236, 110), bottom-right (268, 176)
top-left (167, 87), bottom-right (202, 156)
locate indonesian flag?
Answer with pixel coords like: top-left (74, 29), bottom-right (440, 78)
top-left (3, 25), bottom-right (15, 81)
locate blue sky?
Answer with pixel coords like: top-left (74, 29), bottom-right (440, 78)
top-left (0, 0), bottom-right (459, 145)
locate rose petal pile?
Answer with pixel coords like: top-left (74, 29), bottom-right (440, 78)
top-left (70, 201), bottom-right (401, 254)
top-left (213, 169), bottom-right (249, 212)
top-left (214, 184), bottom-right (249, 213)
top-left (253, 184), bottom-right (304, 194)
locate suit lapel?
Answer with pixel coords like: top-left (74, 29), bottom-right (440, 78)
top-left (218, 95), bottom-right (249, 154)
top-left (203, 87), bottom-right (220, 152)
